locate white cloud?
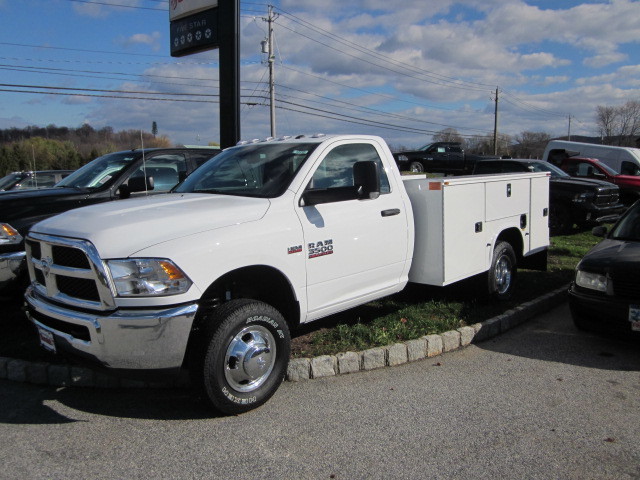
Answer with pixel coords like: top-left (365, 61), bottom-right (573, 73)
top-left (117, 32), bottom-right (162, 52)
top-left (583, 52), bottom-right (628, 68)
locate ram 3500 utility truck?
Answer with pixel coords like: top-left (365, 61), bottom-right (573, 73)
top-left (24, 135), bottom-right (549, 414)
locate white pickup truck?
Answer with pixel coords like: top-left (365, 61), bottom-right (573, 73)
top-left (24, 134), bottom-right (549, 414)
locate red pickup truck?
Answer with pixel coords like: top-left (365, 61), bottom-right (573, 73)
top-left (555, 156), bottom-right (640, 205)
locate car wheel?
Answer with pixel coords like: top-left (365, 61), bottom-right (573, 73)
top-left (549, 204), bottom-right (572, 235)
top-left (193, 299), bottom-right (291, 415)
top-left (488, 241), bottom-right (516, 301)
top-left (409, 161), bottom-right (424, 173)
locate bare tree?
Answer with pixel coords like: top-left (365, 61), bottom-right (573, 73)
top-left (513, 131), bottom-right (551, 159)
top-left (596, 100), bottom-right (640, 146)
top-left (432, 128), bottom-right (464, 144)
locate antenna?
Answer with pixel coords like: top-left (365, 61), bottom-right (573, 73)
top-left (140, 131), bottom-right (148, 194)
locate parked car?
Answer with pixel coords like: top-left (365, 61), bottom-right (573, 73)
top-left (472, 159), bottom-right (625, 234)
top-left (0, 170), bottom-right (74, 191)
top-left (569, 200), bottom-right (640, 338)
top-left (554, 155), bottom-right (640, 205)
top-left (0, 146), bottom-right (220, 292)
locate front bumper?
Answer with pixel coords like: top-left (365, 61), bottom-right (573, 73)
top-left (24, 286), bottom-right (198, 370)
top-left (568, 284), bottom-right (639, 336)
top-left (581, 204), bottom-right (625, 225)
top-left (0, 251), bottom-right (25, 290)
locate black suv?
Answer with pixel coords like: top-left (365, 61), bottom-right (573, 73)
top-left (0, 170), bottom-right (74, 191)
top-left (0, 147), bottom-right (220, 291)
top-left (472, 159), bottom-right (624, 235)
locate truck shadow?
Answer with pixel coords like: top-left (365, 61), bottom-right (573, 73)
top-left (474, 302), bottom-right (640, 373)
top-left (0, 380), bottom-right (217, 424)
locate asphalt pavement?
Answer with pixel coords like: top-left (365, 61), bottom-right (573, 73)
top-left (1, 302), bottom-right (638, 479)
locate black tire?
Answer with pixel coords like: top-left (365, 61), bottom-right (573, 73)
top-left (549, 204), bottom-right (572, 235)
top-left (193, 299), bottom-right (291, 415)
top-left (409, 161), bottom-right (424, 173)
top-left (487, 241), bottom-right (516, 301)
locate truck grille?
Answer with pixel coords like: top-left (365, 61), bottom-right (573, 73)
top-left (595, 187), bottom-right (619, 206)
top-left (25, 234), bottom-right (115, 311)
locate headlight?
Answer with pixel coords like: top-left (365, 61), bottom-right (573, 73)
top-left (572, 192), bottom-right (595, 203)
top-left (107, 258), bottom-right (192, 297)
top-left (0, 223), bottom-right (23, 245)
top-left (575, 269), bottom-right (607, 292)
top-left (397, 154), bottom-right (408, 162)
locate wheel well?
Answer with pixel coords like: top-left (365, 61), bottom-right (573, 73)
top-left (197, 265), bottom-right (300, 329)
top-left (495, 228), bottom-right (524, 263)
top-left (182, 265), bottom-right (300, 370)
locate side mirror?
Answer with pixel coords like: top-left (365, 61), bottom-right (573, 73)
top-left (128, 176), bottom-right (155, 193)
top-left (592, 225), bottom-right (607, 237)
top-left (353, 161), bottom-right (380, 200)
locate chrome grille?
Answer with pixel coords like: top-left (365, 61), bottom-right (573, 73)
top-left (25, 233), bottom-right (115, 311)
top-left (595, 188), bottom-right (620, 206)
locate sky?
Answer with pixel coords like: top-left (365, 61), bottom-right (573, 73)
top-left (0, 0), bottom-right (638, 149)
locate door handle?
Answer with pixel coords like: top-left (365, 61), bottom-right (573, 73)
top-left (381, 208), bottom-right (401, 217)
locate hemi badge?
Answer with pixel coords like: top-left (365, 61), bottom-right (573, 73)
top-left (288, 245), bottom-right (302, 254)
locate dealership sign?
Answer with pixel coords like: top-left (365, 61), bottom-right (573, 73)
top-left (169, 0), bottom-right (219, 57)
top-left (170, 0), bottom-right (218, 21)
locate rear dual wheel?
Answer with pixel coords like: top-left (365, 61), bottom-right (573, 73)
top-left (487, 241), bottom-right (516, 301)
top-left (193, 299), bottom-right (291, 415)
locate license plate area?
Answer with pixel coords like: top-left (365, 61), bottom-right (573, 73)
top-left (38, 326), bottom-right (56, 353)
top-left (629, 305), bottom-right (640, 332)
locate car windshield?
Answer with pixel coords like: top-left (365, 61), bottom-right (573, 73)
top-left (526, 161), bottom-right (569, 178)
top-left (610, 202), bottom-right (640, 241)
top-left (597, 162), bottom-right (620, 176)
top-left (175, 142), bottom-right (318, 198)
top-left (0, 173), bottom-right (21, 190)
top-left (56, 152), bottom-right (138, 189)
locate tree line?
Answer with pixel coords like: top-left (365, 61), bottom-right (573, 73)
top-left (392, 99), bottom-right (640, 158)
top-left (0, 124), bottom-right (172, 176)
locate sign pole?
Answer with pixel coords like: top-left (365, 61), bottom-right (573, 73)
top-left (218, 0), bottom-right (241, 148)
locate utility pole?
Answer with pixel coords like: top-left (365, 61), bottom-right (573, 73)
top-left (263, 5), bottom-right (277, 137)
top-left (493, 87), bottom-right (499, 155)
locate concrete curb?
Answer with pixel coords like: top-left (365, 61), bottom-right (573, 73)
top-left (0, 286), bottom-right (569, 389)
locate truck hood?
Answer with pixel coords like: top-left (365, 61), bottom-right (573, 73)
top-left (31, 193), bottom-right (270, 258)
top-left (551, 176), bottom-right (617, 190)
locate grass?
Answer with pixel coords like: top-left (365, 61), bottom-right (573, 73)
top-left (0, 228), bottom-right (604, 364)
top-left (289, 228), bottom-right (604, 357)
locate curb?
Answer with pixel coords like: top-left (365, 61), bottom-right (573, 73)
top-left (0, 286), bottom-right (569, 389)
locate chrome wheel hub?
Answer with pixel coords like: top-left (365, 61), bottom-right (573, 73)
top-left (495, 255), bottom-right (513, 294)
top-left (224, 325), bottom-right (276, 393)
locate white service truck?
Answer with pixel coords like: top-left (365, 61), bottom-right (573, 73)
top-left (24, 134), bottom-right (549, 414)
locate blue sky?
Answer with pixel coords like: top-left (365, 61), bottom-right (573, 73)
top-left (0, 0), bottom-right (638, 148)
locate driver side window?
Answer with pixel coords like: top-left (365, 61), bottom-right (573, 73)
top-left (309, 143), bottom-right (390, 193)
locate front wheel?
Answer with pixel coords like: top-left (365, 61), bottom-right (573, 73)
top-left (194, 299), bottom-right (291, 415)
top-left (487, 241), bottom-right (516, 301)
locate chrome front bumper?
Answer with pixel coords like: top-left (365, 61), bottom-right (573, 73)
top-left (0, 251), bottom-right (25, 290)
top-left (24, 286), bottom-right (198, 370)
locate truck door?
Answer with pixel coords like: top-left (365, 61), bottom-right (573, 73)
top-left (296, 142), bottom-right (409, 319)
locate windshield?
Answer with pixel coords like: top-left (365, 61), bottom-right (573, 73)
top-left (417, 143), bottom-right (435, 151)
top-left (610, 202), bottom-right (640, 241)
top-left (0, 173), bottom-right (21, 190)
top-left (527, 161), bottom-right (569, 178)
top-left (56, 152), bottom-right (138, 189)
top-left (175, 142), bottom-right (318, 197)
top-left (598, 162), bottom-right (620, 176)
